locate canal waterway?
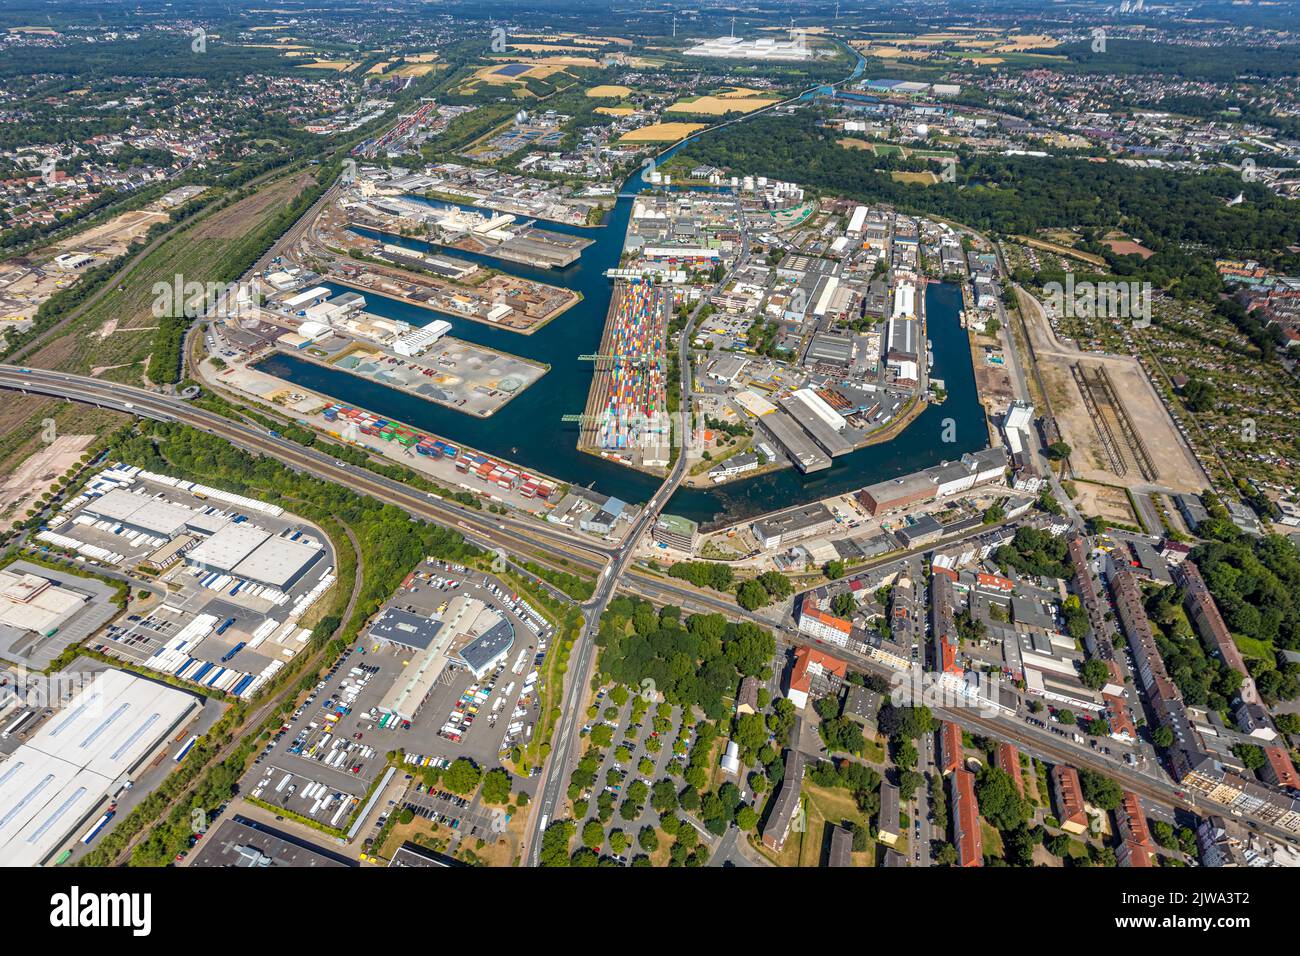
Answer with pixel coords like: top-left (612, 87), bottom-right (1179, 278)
top-left (257, 88), bottom-right (990, 529)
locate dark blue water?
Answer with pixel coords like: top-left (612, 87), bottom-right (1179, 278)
top-left (259, 113), bottom-right (988, 529)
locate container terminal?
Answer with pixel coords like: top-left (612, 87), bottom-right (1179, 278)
top-left (577, 278), bottom-right (672, 471)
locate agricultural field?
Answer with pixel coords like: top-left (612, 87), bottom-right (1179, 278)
top-left (586, 84), bottom-right (633, 98)
top-left (456, 61), bottom-right (580, 98)
top-left (618, 122), bottom-right (706, 143)
top-left (391, 62), bottom-right (439, 78)
top-left (299, 60), bottom-right (358, 72)
top-left (512, 32), bottom-right (632, 48)
top-left (666, 95), bottom-right (778, 116)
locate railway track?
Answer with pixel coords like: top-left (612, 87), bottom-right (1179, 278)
top-left (1072, 363), bottom-right (1128, 477)
top-left (0, 367), bottom-right (615, 573)
top-left (1096, 364), bottom-right (1160, 482)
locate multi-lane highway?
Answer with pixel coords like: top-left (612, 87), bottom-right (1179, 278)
top-left (0, 365), bottom-right (615, 571)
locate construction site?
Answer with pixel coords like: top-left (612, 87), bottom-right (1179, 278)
top-left (1071, 363), bottom-right (1160, 485)
top-left (1013, 287), bottom-right (1210, 527)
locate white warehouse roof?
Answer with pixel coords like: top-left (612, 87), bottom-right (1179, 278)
top-left (231, 535), bottom-right (324, 589)
top-left (0, 569), bottom-right (88, 636)
top-left (0, 669), bottom-right (199, 867)
top-left (30, 668), bottom-right (199, 779)
top-left (186, 523), bottom-right (271, 573)
top-left (83, 488), bottom-right (195, 537)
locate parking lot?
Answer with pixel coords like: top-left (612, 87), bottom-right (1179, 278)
top-left (244, 559), bottom-right (556, 824)
top-left (570, 682), bottom-right (691, 865)
top-left (378, 560), bottom-right (554, 779)
top-left (248, 642), bottom-right (403, 818)
top-left (401, 783), bottom-right (506, 842)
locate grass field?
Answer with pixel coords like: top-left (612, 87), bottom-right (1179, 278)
top-left (891, 170), bottom-right (940, 185)
top-left (19, 171), bottom-right (315, 393)
top-left (758, 782), bottom-right (877, 868)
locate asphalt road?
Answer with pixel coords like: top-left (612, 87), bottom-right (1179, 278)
top-left (0, 365), bottom-right (616, 574)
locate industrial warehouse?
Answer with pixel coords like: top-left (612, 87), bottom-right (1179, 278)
top-left (0, 568), bottom-right (88, 637)
top-left (0, 668), bottom-right (201, 867)
top-left (0, 562), bottom-right (125, 671)
top-left (40, 465), bottom-right (337, 701)
top-left (369, 594), bottom-right (517, 722)
top-left (186, 523), bottom-right (324, 592)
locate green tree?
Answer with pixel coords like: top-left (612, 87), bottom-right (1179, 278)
top-left (582, 819), bottom-right (605, 850)
top-left (831, 592), bottom-right (856, 618)
top-left (443, 757), bottom-right (482, 795)
top-left (1080, 659), bottom-right (1111, 691)
top-left (480, 768), bottom-right (512, 805)
top-left (1079, 768), bottom-right (1124, 811)
top-left (638, 826), bottom-right (659, 852)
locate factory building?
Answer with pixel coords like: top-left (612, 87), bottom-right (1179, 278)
top-left (393, 319), bottom-right (452, 357)
top-left (457, 617), bottom-right (515, 679)
top-left (885, 314), bottom-right (919, 383)
top-left (373, 598), bottom-right (515, 720)
top-left (856, 448), bottom-right (1007, 516)
top-left (0, 569), bottom-right (90, 639)
top-left (367, 608), bottom-right (444, 652)
top-left (752, 502), bottom-right (837, 550)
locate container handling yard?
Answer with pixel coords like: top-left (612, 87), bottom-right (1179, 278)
top-left (209, 283), bottom-right (548, 418)
top-left (578, 278), bottom-right (672, 472)
top-left (270, 321), bottom-right (545, 419)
